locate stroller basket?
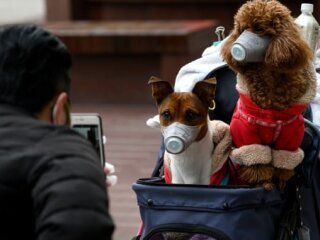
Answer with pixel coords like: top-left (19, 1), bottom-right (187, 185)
top-left (133, 178), bottom-right (287, 240)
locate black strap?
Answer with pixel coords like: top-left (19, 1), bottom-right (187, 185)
top-left (151, 136), bottom-right (165, 178)
top-left (205, 65), bottom-right (238, 124)
top-left (276, 174), bottom-right (312, 240)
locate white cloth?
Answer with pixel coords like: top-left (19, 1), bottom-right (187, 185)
top-left (174, 39), bottom-right (227, 92)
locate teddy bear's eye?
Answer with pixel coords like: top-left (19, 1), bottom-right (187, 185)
top-left (253, 26), bottom-right (264, 34)
top-left (161, 110), bottom-right (171, 120)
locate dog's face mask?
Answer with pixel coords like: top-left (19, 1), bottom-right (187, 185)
top-left (161, 122), bottom-right (200, 154)
top-left (148, 77), bottom-right (216, 154)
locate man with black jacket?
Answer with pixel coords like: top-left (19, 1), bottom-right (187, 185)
top-left (0, 24), bottom-right (114, 240)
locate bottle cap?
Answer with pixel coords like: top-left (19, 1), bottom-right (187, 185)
top-left (301, 3), bottom-right (313, 13)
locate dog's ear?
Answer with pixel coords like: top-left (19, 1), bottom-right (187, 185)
top-left (192, 78), bottom-right (217, 108)
top-left (148, 76), bottom-right (174, 106)
top-left (264, 19), bottom-right (313, 71)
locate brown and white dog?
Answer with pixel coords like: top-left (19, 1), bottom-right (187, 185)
top-left (148, 76), bottom-right (234, 185)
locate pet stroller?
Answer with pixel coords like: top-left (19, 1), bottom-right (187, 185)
top-left (131, 63), bottom-right (320, 240)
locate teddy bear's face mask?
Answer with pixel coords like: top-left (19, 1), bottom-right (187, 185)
top-left (231, 30), bottom-right (271, 62)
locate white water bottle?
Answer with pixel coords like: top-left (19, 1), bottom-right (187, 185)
top-left (295, 3), bottom-right (320, 54)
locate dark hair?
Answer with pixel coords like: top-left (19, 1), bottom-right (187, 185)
top-left (0, 24), bottom-right (72, 113)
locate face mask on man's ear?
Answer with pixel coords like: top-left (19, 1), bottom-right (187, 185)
top-left (50, 104), bottom-right (57, 124)
top-left (51, 100), bottom-right (71, 127)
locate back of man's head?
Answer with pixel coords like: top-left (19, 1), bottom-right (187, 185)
top-left (0, 24), bottom-right (72, 114)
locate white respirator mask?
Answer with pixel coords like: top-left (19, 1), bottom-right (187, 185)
top-left (161, 122), bottom-right (200, 154)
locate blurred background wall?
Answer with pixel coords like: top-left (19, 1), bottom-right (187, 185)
top-left (0, 0), bottom-right (318, 105)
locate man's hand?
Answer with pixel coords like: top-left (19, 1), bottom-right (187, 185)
top-left (104, 162), bottom-right (118, 187)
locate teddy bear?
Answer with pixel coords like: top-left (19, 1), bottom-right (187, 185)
top-left (220, 0), bottom-right (317, 190)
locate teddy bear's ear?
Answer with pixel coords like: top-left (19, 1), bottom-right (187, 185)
top-left (264, 20), bottom-right (313, 70)
top-left (148, 76), bottom-right (174, 106)
top-left (192, 78), bottom-right (217, 108)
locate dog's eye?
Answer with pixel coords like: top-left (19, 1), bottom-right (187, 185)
top-left (161, 110), bottom-right (171, 120)
top-left (185, 110), bottom-right (199, 121)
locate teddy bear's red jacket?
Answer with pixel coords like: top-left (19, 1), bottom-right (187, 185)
top-left (230, 93), bottom-right (307, 151)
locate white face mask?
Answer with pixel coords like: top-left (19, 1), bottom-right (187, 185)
top-left (161, 122), bottom-right (200, 154)
top-left (50, 101), bottom-right (71, 127)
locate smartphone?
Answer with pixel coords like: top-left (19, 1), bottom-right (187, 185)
top-left (71, 113), bottom-right (105, 167)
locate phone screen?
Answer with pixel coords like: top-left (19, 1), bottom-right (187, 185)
top-left (73, 125), bottom-right (101, 154)
top-left (71, 114), bottom-right (105, 167)
top-left (72, 124), bottom-right (104, 164)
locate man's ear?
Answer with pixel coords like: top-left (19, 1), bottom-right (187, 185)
top-left (192, 78), bottom-right (217, 108)
top-left (148, 76), bottom-right (174, 106)
top-left (52, 92), bottom-right (69, 125)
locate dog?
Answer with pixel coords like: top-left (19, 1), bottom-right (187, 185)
top-left (148, 76), bottom-right (234, 185)
top-left (220, 0), bottom-right (317, 190)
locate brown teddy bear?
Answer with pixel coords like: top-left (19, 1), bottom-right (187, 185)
top-left (220, 0), bottom-right (317, 190)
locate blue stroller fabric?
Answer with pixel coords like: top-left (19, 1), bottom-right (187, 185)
top-left (133, 178), bottom-right (287, 240)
